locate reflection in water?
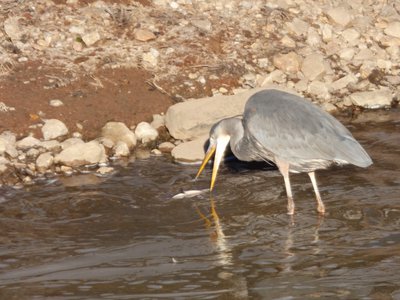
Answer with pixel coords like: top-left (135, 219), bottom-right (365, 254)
top-left (0, 110), bottom-right (400, 298)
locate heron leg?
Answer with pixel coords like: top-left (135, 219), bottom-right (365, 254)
top-left (275, 159), bottom-right (295, 215)
top-left (308, 171), bottom-right (325, 214)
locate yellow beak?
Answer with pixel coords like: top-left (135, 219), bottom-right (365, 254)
top-left (195, 136), bottom-right (230, 191)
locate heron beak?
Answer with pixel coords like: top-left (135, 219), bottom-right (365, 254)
top-left (195, 136), bottom-right (230, 191)
top-left (195, 144), bottom-right (216, 180)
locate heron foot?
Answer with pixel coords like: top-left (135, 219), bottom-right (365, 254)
top-left (317, 203), bottom-right (325, 215)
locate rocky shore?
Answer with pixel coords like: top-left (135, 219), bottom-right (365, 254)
top-left (0, 0), bottom-right (399, 187)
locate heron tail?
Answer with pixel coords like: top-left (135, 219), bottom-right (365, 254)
top-left (335, 136), bottom-right (373, 168)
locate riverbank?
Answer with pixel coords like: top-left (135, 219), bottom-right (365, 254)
top-left (0, 0), bottom-right (398, 186)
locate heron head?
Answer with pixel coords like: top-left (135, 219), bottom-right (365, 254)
top-left (195, 120), bottom-right (232, 191)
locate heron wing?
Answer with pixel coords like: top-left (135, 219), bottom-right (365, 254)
top-left (243, 90), bottom-right (372, 167)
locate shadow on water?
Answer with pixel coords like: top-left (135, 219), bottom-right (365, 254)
top-left (0, 109), bottom-right (400, 299)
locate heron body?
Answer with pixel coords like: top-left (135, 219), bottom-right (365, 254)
top-left (196, 89), bottom-right (372, 215)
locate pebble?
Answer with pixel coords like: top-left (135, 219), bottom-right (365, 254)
top-left (326, 6), bottom-right (352, 27)
top-left (49, 99), bottom-right (64, 107)
top-left (36, 152), bottom-right (54, 172)
top-left (384, 22), bottom-right (400, 38)
top-left (113, 141), bottom-right (130, 157)
top-left (82, 31), bottom-right (100, 46)
top-left (96, 166), bottom-right (114, 175)
top-left (55, 140), bottom-right (107, 167)
top-left (150, 114), bottom-right (165, 130)
top-left (301, 54), bottom-right (326, 81)
top-left (158, 141), bottom-right (175, 153)
top-left (151, 149), bottom-right (162, 156)
top-left (42, 119), bottom-right (69, 140)
top-left (16, 136), bottom-right (41, 150)
top-left (134, 29), bottom-right (156, 42)
top-left (272, 52), bottom-right (302, 74)
top-left (135, 122), bottom-right (159, 144)
top-left (348, 89), bottom-right (393, 108)
top-left (61, 137), bottom-right (84, 150)
top-left (101, 122), bottom-right (137, 149)
top-left (171, 135), bottom-right (209, 163)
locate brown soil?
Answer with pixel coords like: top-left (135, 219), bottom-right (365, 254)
top-left (0, 61), bottom-right (173, 140)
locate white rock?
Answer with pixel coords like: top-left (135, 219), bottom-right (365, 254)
top-left (307, 27), bottom-right (321, 47)
top-left (49, 99), bottom-right (64, 107)
top-left (321, 103), bottom-right (337, 113)
top-left (150, 114), bottom-right (165, 129)
top-left (142, 48), bottom-right (159, 67)
top-left (96, 166), bottom-right (114, 175)
top-left (42, 119), bottom-right (69, 140)
top-left (341, 28), bottom-right (360, 44)
top-left (158, 141), bottom-right (175, 153)
top-left (82, 31), bottom-right (100, 46)
top-left (36, 152), bottom-right (54, 172)
top-left (26, 148), bottom-right (40, 158)
top-left (348, 89), bottom-right (392, 108)
top-left (301, 53), bottom-right (326, 80)
top-left (191, 19), bottom-right (212, 32)
top-left (101, 122), bottom-right (136, 149)
top-left (321, 24), bottom-right (333, 42)
top-left (55, 140), bottom-right (107, 167)
top-left (4, 17), bottom-right (21, 41)
top-left (307, 81), bottom-right (330, 99)
top-left (330, 74), bottom-right (358, 91)
top-left (151, 149), bottom-right (162, 156)
top-left (61, 137), bottom-right (84, 150)
top-left (40, 140), bottom-right (61, 152)
top-left (16, 136), bottom-right (41, 150)
top-left (354, 48), bottom-right (374, 61)
top-left (326, 6), bottom-right (352, 27)
top-left (272, 52), bottom-right (302, 74)
top-left (0, 156), bottom-right (10, 166)
top-left (113, 141), bottom-right (130, 157)
top-left (171, 135), bottom-right (209, 163)
top-left (135, 122), bottom-right (159, 143)
top-left (286, 18), bottom-right (309, 37)
top-left (259, 70), bottom-right (286, 86)
top-left (384, 22), bottom-right (400, 38)
top-left (339, 48), bottom-right (355, 61)
top-left (0, 131), bottom-right (16, 155)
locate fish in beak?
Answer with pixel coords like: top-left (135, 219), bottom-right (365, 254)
top-left (195, 135), bottom-right (231, 191)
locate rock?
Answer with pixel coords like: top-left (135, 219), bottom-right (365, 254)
top-left (26, 148), bottom-right (40, 158)
top-left (98, 137), bottom-right (114, 149)
top-left (341, 28), bottom-right (360, 44)
top-left (150, 114), bottom-right (165, 129)
top-left (191, 19), bottom-right (212, 32)
top-left (326, 6), bottom-right (352, 27)
top-left (49, 99), bottom-right (64, 107)
top-left (272, 52), bottom-right (302, 74)
top-left (259, 70), bottom-right (286, 85)
top-left (16, 136), bottom-right (41, 150)
top-left (55, 140), bottom-right (107, 167)
top-left (151, 149), bottom-right (162, 156)
top-left (135, 122), bottom-right (159, 143)
top-left (330, 74), bottom-right (358, 91)
top-left (0, 131), bottom-right (16, 155)
top-left (171, 135), bottom-right (209, 164)
top-left (42, 119), bottom-right (69, 140)
top-left (4, 17), bottom-right (22, 41)
top-left (134, 29), bottom-right (156, 41)
top-left (348, 88), bottom-right (392, 108)
top-left (301, 53), bottom-right (326, 80)
top-left (36, 152), bottom-right (54, 172)
top-left (40, 140), bottom-right (61, 152)
top-left (61, 137), bottom-right (84, 150)
top-left (113, 141), bottom-right (130, 157)
top-left (307, 27), bottom-right (321, 47)
top-left (286, 18), bottom-right (309, 37)
top-left (101, 122), bottom-right (137, 149)
top-left (166, 88), bottom-right (273, 140)
top-left (142, 48), bottom-right (159, 67)
top-left (158, 141), bottom-right (175, 153)
top-left (0, 156), bottom-right (9, 165)
top-left (321, 24), bottom-right (333, 42)
top-left (321, 103), bottom-right (337, 113)
top-left (96, 166), bottom-right (114, 175)
top-left (82, 31), bottom-right (100, 46)
top-left (354, 48), bottom-right (374, 61)
top-left (339, 48), bottom-right (355, 61)
top-left (384, 22), bottom-right (400, 38)
top-left (307, 81), bottom-right (330, 99)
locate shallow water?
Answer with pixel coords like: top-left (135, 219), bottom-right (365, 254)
top-left (0, 110), bottom-right (399, 299)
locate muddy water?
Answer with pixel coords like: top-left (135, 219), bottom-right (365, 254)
top-left (0, 110), bottom-right (399, 299)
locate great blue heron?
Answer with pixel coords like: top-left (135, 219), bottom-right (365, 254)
top-left (195, 89), bottom-right (372, 215)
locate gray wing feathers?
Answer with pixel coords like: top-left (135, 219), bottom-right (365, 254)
top-left (244, 90), bottom-right (372, 167)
